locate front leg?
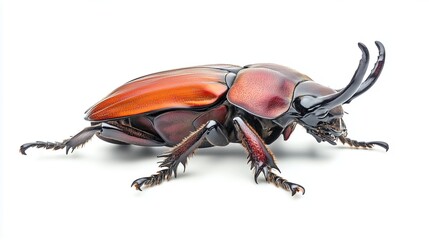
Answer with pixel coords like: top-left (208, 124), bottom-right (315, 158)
top-left (233, 117), bottom-right (305, 196)
top-left (338, 136), bottom-right (389, 151)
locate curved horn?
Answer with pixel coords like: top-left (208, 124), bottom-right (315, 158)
top-left (303, 42), bottom-right (370, 117)
top-left (344, 41), bottom-right (385, 104)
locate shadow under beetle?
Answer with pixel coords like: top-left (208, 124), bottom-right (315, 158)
top-left (20, 41), bottom-right (389, 196)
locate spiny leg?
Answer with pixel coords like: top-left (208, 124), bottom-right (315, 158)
top-left (20, 121), bottom-right (164, 155)
top-left (132, 120), bottom-right (228, 190)
top-left (20, 124), bottom-right (103, 155)
top-left (266, 172), bottom-right (305, 196)
top-left (338, 136), bottom-right (389, 152)
top-left (233, 117), bottom-right (305, 196)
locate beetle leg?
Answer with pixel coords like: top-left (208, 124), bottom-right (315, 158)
top-left (338, 136), bottom-right (389, 152)
top-left (283, 122), bottom-right (297, 141)
top-left (20, 121), bottom-right (165, 155)
top-left (97, 121), bottom-right (164, 146)
top-left (233, 117), bottom-right (305, 196)
top-left (131, 120), bottom-right (228, 190)
top-left (20, 124), bottom-right (102, 155)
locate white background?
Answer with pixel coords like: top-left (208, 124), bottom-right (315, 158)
top-left (1, 1), bottom-right (428, 239)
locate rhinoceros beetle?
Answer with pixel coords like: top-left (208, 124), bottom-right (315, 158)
top-left (20, 41), bottom-right (388, 196)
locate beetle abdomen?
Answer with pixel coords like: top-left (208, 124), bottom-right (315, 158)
top-left (151, 105), bottom-right (228, 146)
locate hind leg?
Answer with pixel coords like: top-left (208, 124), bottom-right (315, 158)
top-left (20, 122), bottom-right (165, 155)
top-left (20, 124), bottom-right (102, 155)
top-left (96, 121), bottom-right (164, 147)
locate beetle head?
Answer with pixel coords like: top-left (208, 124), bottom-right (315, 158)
top-left (290, 41), bottom-right (385, 145)
top-left (295, 102), bottom-right (347, 145)
top-left (293, 84), bottom-right (348, 145)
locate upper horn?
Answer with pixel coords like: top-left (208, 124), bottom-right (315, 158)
top-left (302, 42), bottom-right (370, 117)
top-left (344, 41), bottom-right (385, 104)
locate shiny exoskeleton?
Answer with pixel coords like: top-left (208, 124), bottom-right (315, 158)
top-left (20, 41), bottom-right (388, 196)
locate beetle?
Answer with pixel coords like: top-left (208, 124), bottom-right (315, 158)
top-left (20, 41), bottom-right (388, 196)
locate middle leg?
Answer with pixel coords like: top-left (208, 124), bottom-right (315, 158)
top-left (132, 120), bottom-right (229, 190)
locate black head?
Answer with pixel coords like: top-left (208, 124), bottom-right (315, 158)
top-left (292, 41), bottom-right (385, 145)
